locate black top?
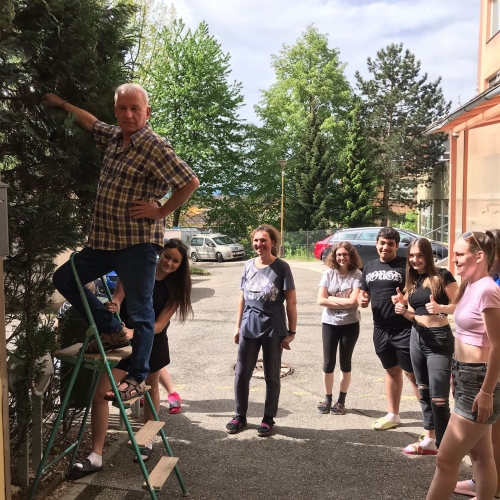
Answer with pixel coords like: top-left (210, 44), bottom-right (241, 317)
top-left (116, 278), bottom-right (170, 373)
top-left (361, 256), bottom-right (412, 329)
top-left (408, 268), bottom-right (456, 315)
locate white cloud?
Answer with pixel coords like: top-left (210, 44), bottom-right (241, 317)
top-left (166, 0), bottom-right (480, 122)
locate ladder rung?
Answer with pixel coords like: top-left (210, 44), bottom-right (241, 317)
top-left (127, 420), bottom-right (165, 448)
top-left (55, 343), bottom-right (132, 362)
top-left (112, 394), bottom-right (142, 409)
top-left (142, 456), bottom-right (179, 491)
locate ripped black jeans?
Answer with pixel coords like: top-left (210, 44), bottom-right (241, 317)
top-left (410, 322), bottom-right (454, 448)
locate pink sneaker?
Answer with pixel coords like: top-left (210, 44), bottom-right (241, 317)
top-left (168, 392), bottom-right (181, 414)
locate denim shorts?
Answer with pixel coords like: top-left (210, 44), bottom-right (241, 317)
top-left (452, 359), bottom-right (500, 424)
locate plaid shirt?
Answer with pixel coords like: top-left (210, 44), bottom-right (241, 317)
top-left (88, 121), bottom-right (196, 250)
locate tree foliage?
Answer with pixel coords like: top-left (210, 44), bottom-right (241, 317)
top-left (0, 0), bottom-right (136, 458)
top-left (355, 43), bottom-right (450, 225)
top-left (255, 26), bottom-right (353, 230)
top-left (135, 17), bottom-right (247, 229)
top-left (337, 103), bottom-right (379, 227)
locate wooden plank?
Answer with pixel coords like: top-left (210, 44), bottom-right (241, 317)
top-left (142, 457), bottom-right (179, 491)
top-left (55, 344), bottom-right (132, 362)
top-left (127, 420), bottom-right (165, 448)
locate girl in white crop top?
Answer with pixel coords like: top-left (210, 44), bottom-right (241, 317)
top-left (426, 230), bottom-right (500, 500)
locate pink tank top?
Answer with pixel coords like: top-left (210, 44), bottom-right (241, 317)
top-left (454, 276), bottom-right (500, 347)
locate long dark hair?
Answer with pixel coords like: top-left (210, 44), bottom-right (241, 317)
top-left (250, 224), bottom-right (280, 257)
top-left (325, 241), bottom-right (362, 271)
top-left (162, 238), bottom-right (193, 323)
top-left (406, 238), bottom-right (444, 297)
top-left (454, 231), bottom-right (500, 305)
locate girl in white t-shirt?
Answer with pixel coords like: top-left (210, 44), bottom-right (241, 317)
top-left (426, 230), bottom-right (500, 500)
top-left (317, 241), bottom-right (362, 415)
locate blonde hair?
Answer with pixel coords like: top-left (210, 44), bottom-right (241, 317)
top-left (454, 231), bottom-right (500, 305)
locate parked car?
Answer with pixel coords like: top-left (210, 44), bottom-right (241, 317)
top-left (94, 271), bottom-right (118, 296)
top-left (313, 234), bottom-right (336, 261)
top-left (313, 227), bottom-right (448, 266)
top-left (188, 233), bottom-right (246, 263)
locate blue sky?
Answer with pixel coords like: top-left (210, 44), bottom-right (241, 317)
top-left (169, 0), bottom-right (480, 122)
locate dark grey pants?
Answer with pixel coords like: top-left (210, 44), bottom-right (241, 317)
top-left (410, 323), bottom-right (454, 448)
top-left (234, 335), bottom-right (283, 420)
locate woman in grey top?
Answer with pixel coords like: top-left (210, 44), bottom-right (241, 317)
top-left (317, 241), bottom-right (362, 415)
top-left (226, 224), bottom-right (297, 437)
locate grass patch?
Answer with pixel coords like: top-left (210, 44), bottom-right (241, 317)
top-left (190, 267), bottom-right (211, 276)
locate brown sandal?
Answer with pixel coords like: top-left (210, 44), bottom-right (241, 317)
top-left (85, 329), bottom-right (130, 354)
top-left (103, 378), bottom-right (148, 402)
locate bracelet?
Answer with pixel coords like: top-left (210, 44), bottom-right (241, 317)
top-left (287, 330), bottom-right (296, 335)
top-left (479, 388), bottom-right (493, 397)
top-left (60, 101), bottom-right (67, 110)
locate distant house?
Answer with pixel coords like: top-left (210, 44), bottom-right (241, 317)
top-left (426, 0), bottom-right (500, 258)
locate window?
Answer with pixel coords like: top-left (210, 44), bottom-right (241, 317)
top-left (358, 231), bottom-right (378, 241)
top-left (338, 231), bottom-right (360, 241)
top-left (489, 72), bottom-right (500, 88)
top-left (492, 0), bottom-right (500, 38)
top-left (190, 237), bottom-right (202, 246)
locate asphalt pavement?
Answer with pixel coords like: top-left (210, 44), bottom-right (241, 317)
top-left (54, 259), bottom-right (470, 500)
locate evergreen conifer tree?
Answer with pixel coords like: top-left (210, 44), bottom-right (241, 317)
top-left (338, 104), bottom-right (379, 227)
top-left (0, 0), bottom-right (136, 457)
top-left (355, 43), bottom-right (450, 226)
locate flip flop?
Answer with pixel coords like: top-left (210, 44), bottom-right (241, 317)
top-left (72, 458), bottom-right (102, 475)
top-left (404, 442), bottom-right (438, 455)
top-left (133, 447), bottom-right (152, 463)
top-left (372, 417), bottom-right (399, 430)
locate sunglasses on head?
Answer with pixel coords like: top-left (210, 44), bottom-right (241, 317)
top-left (461, 231), bottom-right (483, 252)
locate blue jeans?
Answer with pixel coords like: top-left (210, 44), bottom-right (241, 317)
top-left (53, 244), bottom-right (160, 383)
top-left (234, 335), bottom-right (283, 420)
top-left (410, 323), bottom-right (454, 448)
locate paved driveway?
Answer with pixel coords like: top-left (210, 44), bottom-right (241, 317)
top-left (60, 260), bottom-right (469, 500)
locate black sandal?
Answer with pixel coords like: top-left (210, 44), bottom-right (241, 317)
top-left (103, 378), bottom-right (148, 402)
top-left (72, 458), bottom-right (102, 475)
top-left (133, 447), bottom-right (152, 463)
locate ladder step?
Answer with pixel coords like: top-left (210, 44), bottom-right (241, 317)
top-left (142, 456), bottom-right (179, 491)
top-left (112, 394), bottom-right (142, 409)
top-left (55, 343), bottom-right (132, 363)
top-left (127, 420), bottom-right (165, 448)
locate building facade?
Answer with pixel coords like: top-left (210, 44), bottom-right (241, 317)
top-left (427, 0), bottom-right (500, 257)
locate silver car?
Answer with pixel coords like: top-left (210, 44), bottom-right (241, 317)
top-left (188, 233), bottom-right (246, 263)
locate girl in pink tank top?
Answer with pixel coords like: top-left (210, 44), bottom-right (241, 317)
top-left (426, 230), bottom-right (500, 500)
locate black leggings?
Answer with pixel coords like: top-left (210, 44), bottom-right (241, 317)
top-left (322, 322), bottom-right (360, 373)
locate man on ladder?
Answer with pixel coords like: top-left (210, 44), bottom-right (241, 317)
top-left (42, 84), bottom-right (199, 403)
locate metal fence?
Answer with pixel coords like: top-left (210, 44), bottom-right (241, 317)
top-left (282, 229), bottom-right (335, 260)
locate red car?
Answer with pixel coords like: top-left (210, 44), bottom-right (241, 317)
top-left (313, 235), bottom-right (336, 262)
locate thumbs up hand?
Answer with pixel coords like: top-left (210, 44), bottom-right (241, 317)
top-left (391, 287), bottom-right (405, 305)
top-left (359, 290), bottom-right (370, 308)
top-left (425, 295), bottom-right (442, 315)
top-left (394, 302), bottom-right (407, 315)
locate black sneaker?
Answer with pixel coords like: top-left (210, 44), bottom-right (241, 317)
top-left (317, 400), bottom-right (332, 414)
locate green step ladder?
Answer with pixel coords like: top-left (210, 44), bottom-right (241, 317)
top-left (28, 252), bottom-right (188, 499)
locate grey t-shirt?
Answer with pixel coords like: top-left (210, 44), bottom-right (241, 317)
top-left (319, 268), bottom-right (362, 326)
top-left (240, 258), bottom-right (295, 338)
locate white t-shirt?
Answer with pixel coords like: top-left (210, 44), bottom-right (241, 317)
top-left (319, 268), bottom-right (362, 326)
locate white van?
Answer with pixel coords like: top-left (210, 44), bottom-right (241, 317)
top-left (188, 233), bottom-right (246, 263)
